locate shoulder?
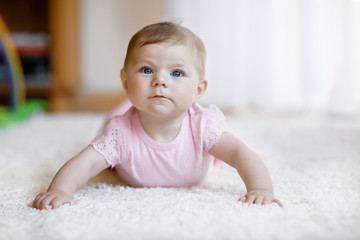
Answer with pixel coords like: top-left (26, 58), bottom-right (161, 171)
top-left (93, 107), bottom-right (135, 141)
top-left (91, 108), bottom-right (135, 167)
top-left (188, 103), bottom-right (226, 124)
top-left (188, 103), bottom-right (222, 115)
top-left (104, 107), bottom-right (135, 128)
top-left (188, 103), bottom-right (228, 153)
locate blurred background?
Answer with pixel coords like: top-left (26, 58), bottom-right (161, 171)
top-left (1, 0), bottom-right (359, 116)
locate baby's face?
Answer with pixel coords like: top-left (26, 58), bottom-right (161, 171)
top-left (121, 42), bottom-right (206, 120)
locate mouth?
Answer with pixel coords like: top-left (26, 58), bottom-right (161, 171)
top-left (149, 95), bottom-right (172, 102)
top-left (151, 95), bottom-right (168, 99)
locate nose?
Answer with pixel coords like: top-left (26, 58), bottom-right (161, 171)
top-left (151, 73), bottom-right (168, 88)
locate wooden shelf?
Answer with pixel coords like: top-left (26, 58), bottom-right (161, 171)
top-left (0, 0), bottom-right (79, 112)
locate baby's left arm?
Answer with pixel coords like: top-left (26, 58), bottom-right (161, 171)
top-left (209, 132), bottom-right (283, 207)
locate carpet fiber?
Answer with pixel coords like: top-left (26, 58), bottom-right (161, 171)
top-left (1, 112), bottom-right (359, 240)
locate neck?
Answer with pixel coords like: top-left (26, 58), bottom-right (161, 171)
top-left (136, 110), bottom-right (187, 143)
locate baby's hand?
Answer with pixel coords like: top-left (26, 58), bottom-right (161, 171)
top-left (32, 189), bottom-right (71, 210)
top-left (238, 189), bottom-right (283, 207)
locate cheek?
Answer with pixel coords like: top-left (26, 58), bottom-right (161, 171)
top-left (132, 80), bottom-right (143, 90)
top-left (128, 79), bottom-right (146, 96)
top-left (176, 83), bottom-right (198, 101)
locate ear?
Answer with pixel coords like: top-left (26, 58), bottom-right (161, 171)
top-left (195, 79), bottom-right (208, 101)
top-left (120, 69), bottom-right (128, 90)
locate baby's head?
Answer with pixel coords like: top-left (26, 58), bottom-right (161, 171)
top-left (123, 22), bottom-right (206, 79)
top-left (121, 22), bottom-right (208, 117)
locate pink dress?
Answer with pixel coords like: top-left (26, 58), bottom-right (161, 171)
top-left (91, 103), bottom-right (227, 187)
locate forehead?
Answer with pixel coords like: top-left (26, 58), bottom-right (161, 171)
top-left (129, 42), bottom-right (199, 63)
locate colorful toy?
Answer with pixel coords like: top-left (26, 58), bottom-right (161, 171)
top-left (0, 14), bottom-right (46, 128)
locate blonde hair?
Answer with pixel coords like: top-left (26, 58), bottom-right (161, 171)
top-left (123, 22), bottom-right (206, 78)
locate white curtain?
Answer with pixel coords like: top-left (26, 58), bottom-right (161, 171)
top-left (163, 0), bottom-right (360, 115)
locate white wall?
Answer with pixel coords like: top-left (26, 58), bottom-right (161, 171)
top-left (78, 0), bottom-right (360, 115)
top-left (79, 0), bottom-right (167, 93)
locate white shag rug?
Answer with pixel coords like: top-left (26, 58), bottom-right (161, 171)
top-left (0, 112), bottom-right (359, 240)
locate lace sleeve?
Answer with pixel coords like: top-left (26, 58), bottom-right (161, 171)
top-left (91, 118), bottom-right (124, 168)
top-left (203, 105), bottom-right (228, 153)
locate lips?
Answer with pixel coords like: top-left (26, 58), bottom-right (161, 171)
top-left (149, 94), bottom-right (171, 101)
top-left (152, 95), bottom-right (167, 99)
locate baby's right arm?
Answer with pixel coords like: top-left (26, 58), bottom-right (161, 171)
top-left (32, 145), bottom-right (110, 210)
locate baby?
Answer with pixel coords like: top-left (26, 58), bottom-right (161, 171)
top-left (33, 22), bottom-right (282, 210)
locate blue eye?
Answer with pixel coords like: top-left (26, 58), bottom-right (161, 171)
top-left (171, 70), bottom-right (183, 77)
top-left (141, 67), bottom-right (153, 74)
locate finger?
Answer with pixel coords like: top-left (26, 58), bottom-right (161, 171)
top-left (32, 194), bottom-right (41, 208)
top-left (33, 192), bottom-right (47, 209)
top-left (50, 197), bottom-right (71, 209)
top-left (39, 194), bottom-right (56, 210)
top-left (245, 195), bottom-right (256, 204)
top-left (272, 199), bottom-right (284, 208)
top-left (36, 191), bottom-right (51, 204)
top-left (238, 196), bottom-right (246, 202)
top-left (262, 196), bottom-right (272, 205)
top-left (254, 196), bottom-right (264, 205)
top-left (49, 197), bottom-right (62, 209)
top-left (36, 193), bottom-right (53, 210)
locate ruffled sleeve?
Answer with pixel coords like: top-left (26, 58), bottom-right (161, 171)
top-left (91, 117), bottom-right (125, 168)
top-left (203, 105), bottom-right (228, 153)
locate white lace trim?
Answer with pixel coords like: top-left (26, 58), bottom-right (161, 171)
top-left (92, 123), bottom-right (122, 167)
top-left (204, 105), bottom-right (227, 152)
